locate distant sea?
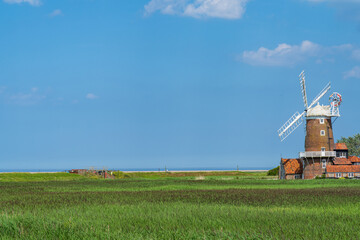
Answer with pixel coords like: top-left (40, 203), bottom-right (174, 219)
top-left (0, 167), bottom-right (270, 173)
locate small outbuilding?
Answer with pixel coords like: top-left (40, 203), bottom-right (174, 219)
top-left (279, 158), bottom-right (303, 179)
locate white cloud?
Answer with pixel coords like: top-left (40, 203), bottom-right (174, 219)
top-left (86, 93), bottom-right (98, 99)
top-left (241, 41), bottom-right (355, 66)
top-left (145, 0), bottom-right (186, 15)
top-left (49, 9), bottom-right (63, 17)
top-left (344, 66), bottom-right (360, 79)
top-left (242, 41), bottom-right (321, 66)
top-left (184, 0), bottom-right (247, 19)
top-left (3, 0), bottom-right (41, 6)
top-left (144, 0), bottom-right (248, 19)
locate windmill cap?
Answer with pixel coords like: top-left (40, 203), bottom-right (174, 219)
top-left (306, 103), bottom-right (331, 117)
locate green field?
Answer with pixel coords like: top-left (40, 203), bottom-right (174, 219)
top-left (1, 172), bottom-right (360, 239)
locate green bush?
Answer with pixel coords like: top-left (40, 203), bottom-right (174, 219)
top-left (315, 174), bottom-right (326, 179)
top-left (112, 171), bottom-right (125, 179)
top-left (267, 166), bottom-right (279, 176)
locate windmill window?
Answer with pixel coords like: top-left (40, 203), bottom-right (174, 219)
top-left (336, 173), bottom-right (341, 178)
top-left (320, 130), bottom-right (325, 136)
top-left (320, 118), bottom-right (325, 124)
top-left (349, 173), bottom-right (354, 178)
top-left (322, 159), bottom-right (326, 169)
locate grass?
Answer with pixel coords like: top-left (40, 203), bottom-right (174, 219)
top-left (0, 171), bottom-right (269, 182)
top-left (0, 172), bottom-right (87, 182)
top-left (120, 170), bottom-right (269, 179)
top-left (1, 172), bottom-right (360, 239)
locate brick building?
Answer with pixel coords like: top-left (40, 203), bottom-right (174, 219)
top-left (279, 158), bottom-right (302, 179)
top-left (280, 143), bottom-right (360, 179)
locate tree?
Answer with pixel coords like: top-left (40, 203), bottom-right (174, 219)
top-left (267, 166), bottom-right (279, 176)
top-left (337, 134), bottom-right (360, 157)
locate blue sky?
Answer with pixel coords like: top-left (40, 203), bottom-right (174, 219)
top-left (1, 0), bottom-right (360, 170)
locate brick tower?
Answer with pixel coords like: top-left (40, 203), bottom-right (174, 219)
top-left (305, 104), bottom-right (335, 152)
top-left (302, 104), bottom-right (336, 179)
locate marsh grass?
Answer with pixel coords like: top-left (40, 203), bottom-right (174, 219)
top-left (0, 171), bottom-right (269, 182)
top-left (118, 171), bottom-right (270, 179)
top-left (1, 174), bottom-right (360, 239)
top-left (0, 173), bottom-right (86, 182)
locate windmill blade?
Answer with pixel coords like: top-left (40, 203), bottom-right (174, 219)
top-left (278, 111), bottom-right (305, 141)
top-left (308, 82), bottom-right (331, 109)
top-left (299, 71), bottom-right (308, 109)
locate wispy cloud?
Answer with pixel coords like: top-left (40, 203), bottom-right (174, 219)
top-left (144, 0), bottom-right (248, 19)
top-left (0, 86), bottom-right (6, 94)
top-left (31, 87), bottom-right (38, 92)
top-left (241, 41), bottom-right (354, 66)
top-left (7, 87), bottom-right (46, 105)
top-left (305, 0), bottom-right (360, 23)
top-left (3, 0), bottom-right (41, 6)
top-left (344, 66), bottom-right (360, 79)
top-left (352, 49), bottom-right (360, 60)
top-left (86, 93), bottom-right (99, 100)
top-left (241, 41), bottom-right (321, 66)
top-left (49, 9), bottom-right (63, 17)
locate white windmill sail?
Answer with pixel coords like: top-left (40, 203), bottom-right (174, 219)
top-left (307, 82), bottom-right (331, 110)
top-left (278, 111), bottom-right (305, 142)
top-left (299, 71), bottom-right (308, 110)
top-left (277, 71), bottom-right (331, 141)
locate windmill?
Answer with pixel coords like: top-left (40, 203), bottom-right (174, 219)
top-left (277, 71), bottom-right (342, 146)
top-left (277, 71), bottom-right (343, 179)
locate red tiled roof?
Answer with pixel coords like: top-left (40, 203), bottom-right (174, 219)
top-left (349, 156), bottom-right (360, 163)
top-left (281, 158), bottom-right (303, 174)
top-left (333, 158), bottom-right (352, 165)
top-left (335, 143), bottom-right (348, 150)
top-left (326, 165), bottom-right (360, 173)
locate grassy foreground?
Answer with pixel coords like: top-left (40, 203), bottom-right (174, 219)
top-left (1, 172), bottom-right (360, 239)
